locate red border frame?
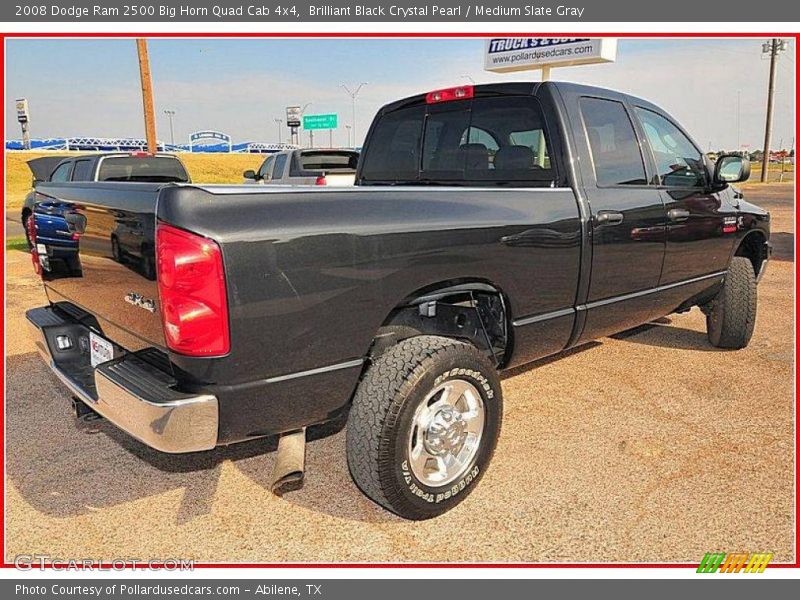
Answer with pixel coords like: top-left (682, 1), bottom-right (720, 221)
top-left (1, 30), bottom-right (797, 571)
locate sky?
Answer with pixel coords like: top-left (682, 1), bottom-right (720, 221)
top-left (4, 38), bottom-right (796, 150)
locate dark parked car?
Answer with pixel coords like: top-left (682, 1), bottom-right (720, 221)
top-left (26, 82), bottom-right (770, 520)
top-left (23, 153), bottom-right (190, 272)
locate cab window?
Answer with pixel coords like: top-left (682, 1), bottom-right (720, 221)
top-left (258, 156), bottom-right (275, 180)
top-left (634, 107), bottom-right (706, 188)
top-left (71, 159), bottom-right (92, 181)
top-left (50, 161), bottom-right (73, 182)
top-left (272, 153), bottom-right (288, 179)
top-left (580, 97), bottom-right (647, 187)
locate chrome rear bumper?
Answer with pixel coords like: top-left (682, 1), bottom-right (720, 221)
top-left (27, 306), bottom-right (218, 453)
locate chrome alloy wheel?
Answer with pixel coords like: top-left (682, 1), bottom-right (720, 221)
top-left (407, 378), bottom-right (485, 487)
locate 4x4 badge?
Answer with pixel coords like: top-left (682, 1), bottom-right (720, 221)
top-left (124, 292), bottom-right (156, 313)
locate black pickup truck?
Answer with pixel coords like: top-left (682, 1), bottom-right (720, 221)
top-left (26, 82), bottom-right (770, 520)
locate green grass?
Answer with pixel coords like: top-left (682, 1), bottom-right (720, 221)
top-left (6, 237), bottom-right (29, 252)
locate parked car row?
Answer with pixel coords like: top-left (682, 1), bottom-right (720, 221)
top-left (22, 148), bottom-right (361, 271)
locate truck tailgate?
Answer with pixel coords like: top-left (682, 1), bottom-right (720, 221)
top-left (35, 182), bottom-right (167, 352)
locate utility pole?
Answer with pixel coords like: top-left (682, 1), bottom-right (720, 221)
top-left (136, 39), bottom-right (158, 154)
top-left (164, 109), bottom-right (176, 146)
top-left (274, 118), bottom-right (283, 144)
top-left (341, 83), bottom-right (367, 147)
top-left (760, 38), bottom-right (785, 183)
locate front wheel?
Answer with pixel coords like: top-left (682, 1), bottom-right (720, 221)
top-left (346, 335), bottom-right (502, 520)
top-left (705, 256), bottom-right (757, 349)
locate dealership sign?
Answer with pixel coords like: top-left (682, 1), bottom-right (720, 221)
top-left (303, 113), bottom-right (338, 130)
top-left (189, 130), bottom-right (232, 151)
top-left (484, 38), bottom-right (617, 73)
top-left (15, 98), bottom-right (29, 123)
top-left (286, 106), bottom-right (302, 128)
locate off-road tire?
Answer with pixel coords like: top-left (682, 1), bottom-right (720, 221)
top-left (346, 335), bottom-right (502, 520)
top-left (706, 256), bottom-right (757, 349)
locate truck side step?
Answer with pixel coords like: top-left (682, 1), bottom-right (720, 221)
top-left (271, 428), bottom-right (306, 496)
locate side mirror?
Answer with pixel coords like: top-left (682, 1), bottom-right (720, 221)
top-left (243, 169), bottom-right (257, 180)
top-left (714, 154), bottom-right (751, 185)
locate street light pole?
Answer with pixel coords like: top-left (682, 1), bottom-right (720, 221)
top-left (345, 124), bottom-right (352, 148)
top-left (301, 102), bottom-right (313, 148)
top-left (164, 109), bottom-right (176, 146)
top-left (274, 118), bottom-right (283, 144)
top-left (341, 83), bottom-right (367, 147)
top-left (736, 90), bottom-right (741, 153)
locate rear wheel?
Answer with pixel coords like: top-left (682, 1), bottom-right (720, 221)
top-left (705, 256), bottom-right (757, 349)
top-left (346, 335), bottom-right (502, 520)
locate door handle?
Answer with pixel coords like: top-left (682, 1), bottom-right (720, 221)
top-left (595, 211), bottom-right (624, 226)
top-left (668, 208), bottom-right (691, 223)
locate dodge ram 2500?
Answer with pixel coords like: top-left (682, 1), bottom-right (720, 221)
top-left (26, 82), bottom-right (770, 520)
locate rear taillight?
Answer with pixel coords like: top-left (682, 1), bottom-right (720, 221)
top-left (27, 215), bottom-right (41, 276)
top-left (156, 223), bottom-right (230, 356)
top-left (425, 85), bottom-right (474, 104)
top-left (315, 175), bottom-right (327, 186)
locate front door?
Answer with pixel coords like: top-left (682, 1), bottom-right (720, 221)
top-left (632, 107), bottom-right (736, 286)
top-left (576, 96), bottom-right (668, 342)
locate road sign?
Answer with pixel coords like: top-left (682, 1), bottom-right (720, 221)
top-left (286, 106), bottom-right (302, 128)
top-left (484, 38), bottom-right (617, 73)
top-left (303, 113), bottom-right (338, 130)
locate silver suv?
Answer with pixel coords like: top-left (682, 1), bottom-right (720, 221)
top-left (243, 149), bottom-right (359, 186)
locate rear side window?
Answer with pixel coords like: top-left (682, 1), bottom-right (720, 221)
top-left (361, 96), bottom-right (556, 185)
top-left (50, 161), bottom-right (73, 182)
top-left (580, 97), bottom-right (647, 186)
top-left (71, 159), bottom-right (92, 181)
top-left (272, 153), bottom-right (288, 179)
top-left (97, 156), bottom-right (189, 182)
top-left (634, 107), bottom-right (706, 188)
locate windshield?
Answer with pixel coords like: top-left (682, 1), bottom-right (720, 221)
top-left (97, 156), bottom-right (190, 183)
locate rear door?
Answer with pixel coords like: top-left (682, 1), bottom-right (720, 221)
top-left (632, 106), bottom-right (736, 285)
top-left (573, 95), bottom-right (668, 341)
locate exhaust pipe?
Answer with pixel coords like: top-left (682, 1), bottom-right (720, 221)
top-left (271, 428), bottom-right (306, 495)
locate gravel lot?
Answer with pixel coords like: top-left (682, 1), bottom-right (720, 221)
top-left (4, 183), bottom-right (794, 564)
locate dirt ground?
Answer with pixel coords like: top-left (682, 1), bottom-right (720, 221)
top-left (3, 183), bottom-right (795, 564)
